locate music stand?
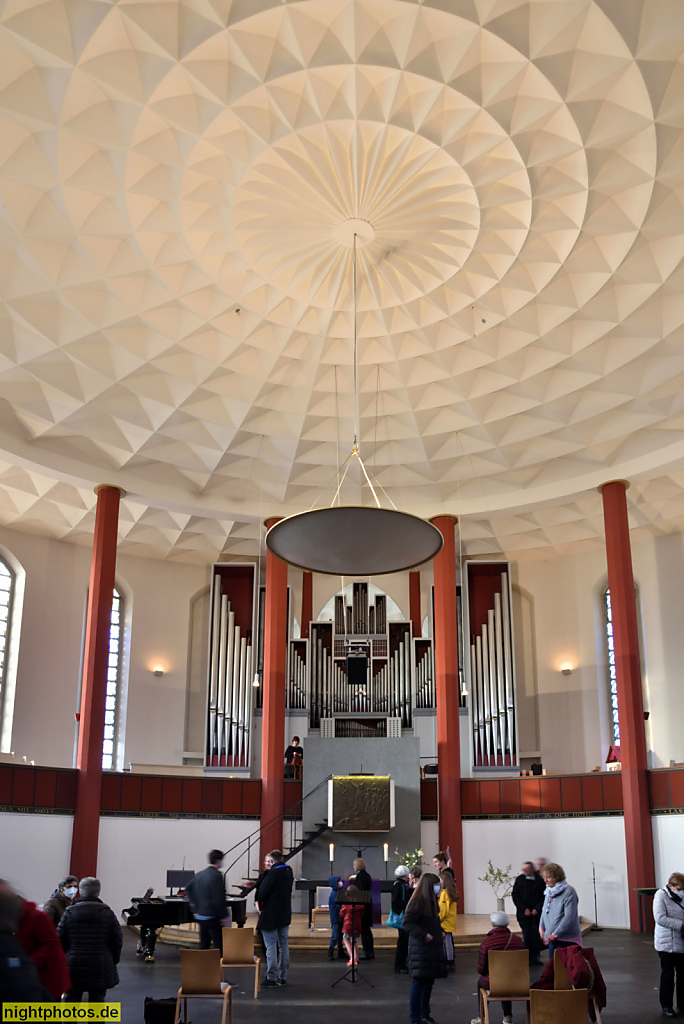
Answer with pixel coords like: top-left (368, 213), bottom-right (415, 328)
top-left (332, 890), bottom-right (374, 989)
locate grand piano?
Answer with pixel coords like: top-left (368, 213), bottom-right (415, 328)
top-left (123, 892), bottom-right (248, 930)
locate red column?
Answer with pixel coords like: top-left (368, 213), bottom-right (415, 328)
top-left (301, 571), bottom-right (313, 639)
top-left (600, 480), bottom-right (655, 931)
top-left (70, 485), bottom-right (123, 879)
top-left (430, 515), bottom-right (463, 907)
top-left (261, 517), bottom-right (289, 858)
top-left (409, 571), bottom-right (421, 637)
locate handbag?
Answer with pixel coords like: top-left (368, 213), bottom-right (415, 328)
top-left (387, 908), bottom-right (404, 929)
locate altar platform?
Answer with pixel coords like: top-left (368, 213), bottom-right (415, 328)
top-left (158, 912), bottom-right (593, 951)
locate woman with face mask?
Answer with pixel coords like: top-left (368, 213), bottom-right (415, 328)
top-left (43, 877), bottom-right (78, 927)
top-left (654, 872), bottom-right (684, 1018)
top-left (403, 872), bottom-right (448, 1024)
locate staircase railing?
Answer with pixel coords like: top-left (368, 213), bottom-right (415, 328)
top-left (222, 773), bottom-right (332, 884)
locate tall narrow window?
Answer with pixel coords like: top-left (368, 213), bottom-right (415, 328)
top-left (103, 590), bottom-right (122, 771)
top-left (0, 559), bottom-right (15, 732)
top-left (603, 588), bottom-right (620, 744)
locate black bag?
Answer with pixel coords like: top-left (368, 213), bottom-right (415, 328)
top-left (144, 996), bottom-right (180, 1024)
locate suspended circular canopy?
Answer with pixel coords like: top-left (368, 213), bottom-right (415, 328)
top-left (265, 506), bottom-right (444, 576)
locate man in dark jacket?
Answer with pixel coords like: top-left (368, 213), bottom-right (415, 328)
top-left (255, 850), bottom-right (293, 987)
top-left (511, 861), bottom-right (546, 964)
top-left (186, 850), bottom-right (229, 950)
top-left (57, 877), bottom-right (122, 1002)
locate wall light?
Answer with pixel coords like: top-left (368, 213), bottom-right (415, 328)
top-left (560, 662), bottom-right (573, 676)
top-left (153, 666), bottom-right (164, 677)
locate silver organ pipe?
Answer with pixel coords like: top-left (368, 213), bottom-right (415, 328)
top-left (207, 589), bottom-right (254, 768)
top-left (467, 567), bottom-right (518, 767)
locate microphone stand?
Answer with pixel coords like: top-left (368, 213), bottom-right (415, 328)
top-left (591, 862), bottom-right (602, 932)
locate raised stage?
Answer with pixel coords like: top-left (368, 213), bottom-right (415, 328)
top-left (156, 912), bottom-right (594, 951)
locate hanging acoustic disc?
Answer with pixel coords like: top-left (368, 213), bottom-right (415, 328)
top-left (265, 506), bottom-right (444, 576)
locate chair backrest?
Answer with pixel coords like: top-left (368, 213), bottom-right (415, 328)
top-left (488, 949), bottom-right (530, 997)
top-left (222, 926), bottom-right (256, 964)
top-left (553, 950), bottom-right (573, 990)
top-left (316, 886), bottom-right (332, 908)
top-left (180, 949), bottom-right (223, 994)
top-left (530, 988), bottom-right (589, 1024)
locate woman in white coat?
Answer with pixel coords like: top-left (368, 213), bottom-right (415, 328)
top-left (654, 872), bottom-right (684, 1017)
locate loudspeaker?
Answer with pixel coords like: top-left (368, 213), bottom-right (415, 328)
top-left (346, 653), bottom-right (368, 686)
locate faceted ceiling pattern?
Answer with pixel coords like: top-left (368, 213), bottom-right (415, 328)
top-left (0, 0), bottom-right (683, 562)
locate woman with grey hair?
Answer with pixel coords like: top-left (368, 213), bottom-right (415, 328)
top-left (654, 871), bottom-right (684, 1017)
top-left (57, 877), bottom-right (122, 1002)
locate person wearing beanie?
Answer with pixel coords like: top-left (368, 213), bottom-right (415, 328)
top-left (471, 912), bottom-right (524, 1024)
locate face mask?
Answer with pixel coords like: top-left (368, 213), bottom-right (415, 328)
top-left (434, 884), bottom-right (441, 895)
top-left (64, 887), bottom-right (78, 898)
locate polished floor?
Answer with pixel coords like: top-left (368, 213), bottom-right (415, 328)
top-left (114, 926), bottom-right (664, 1024)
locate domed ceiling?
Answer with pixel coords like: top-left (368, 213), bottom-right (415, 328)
top-left (0, 0), bottom-right (684, 562)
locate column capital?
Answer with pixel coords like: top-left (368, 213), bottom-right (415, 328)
top-left (598, 479), bottom-right (629, 495)
top-left (94, 483), bottom-right (126, 497)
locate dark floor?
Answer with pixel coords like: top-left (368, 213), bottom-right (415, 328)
top-left (114, 927), bottom-right (662, 1023)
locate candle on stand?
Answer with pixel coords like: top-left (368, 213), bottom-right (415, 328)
top-left (384, 842), bottom-right (389, 879)
top-left (329, 842), bottom-right (334, 873)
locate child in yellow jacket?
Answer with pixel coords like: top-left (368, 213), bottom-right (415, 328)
top-left (438, 870), bottom-right (459, 969)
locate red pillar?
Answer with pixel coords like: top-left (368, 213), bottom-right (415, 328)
top-left (70, 485), bottom-right (123, 879)
top-left (600, 480), bottom-right (655, 931)
top-left (261, 517), bottom-right (289, 858)
top-left (430, 515), bottom-right (463, 907)
top-left (409, 571), bottom-right (421, 637)
top-left (301, 571), bottom-right (313, 639)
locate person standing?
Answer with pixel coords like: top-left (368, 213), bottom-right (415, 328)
top-left (0, 882), bottom-right (52, 1004)
top-left (327, 875), bottom-right (345, 961)
top-left (43, 876), bottom-right (79, 927)
top-left (539, 863), bottom-right (582, 959)
top-left (471, 912), bottom-right (525, 1024)
top-left (654, 872), bottom-right (684, 1017)
top-left (433, 852), bottom-right (454, 879)
top-left (391, 865), bottom-right (411, 973)
top-left (403, 872), bottom-right (447, 1024)
top-left (511, 861), bottom-right (546, 965)
top-left (186, 850), bottom-right (230, 950)
top-left (255, 849), bottom-right (293, 988)
top-left (338, 885), bottom-right (364, 967)
top-left (437, 870), bottom-right (458, 970)
top-left (14, 889), bottom-right (70, 1000)
top-left (353, 857), bottom-right (375, 961)
top-left (57, 877), bottom-right (122, 1002)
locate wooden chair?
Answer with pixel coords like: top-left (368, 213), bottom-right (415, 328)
top-left (311, 886), bottom-right (332, 930)
top-left (530, 988), bottom-right (589, 1024)
top-left (174, 949), bottom-right (232, 1024)
top-left (553, 950), bottom-right (602, 1023)
top-left (220, 926), bottom-right (261, 999)
top-left (480, 949), bottom-right (531, 1024)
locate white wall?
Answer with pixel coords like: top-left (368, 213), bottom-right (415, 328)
top-left (652, 815), bottom-right (684, 887)
top-left (0, 813), bottom-right (74, 902)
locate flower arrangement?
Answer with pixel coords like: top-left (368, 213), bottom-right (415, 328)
top-left (478, 860), bottom-right (516, 909)
top-left (392, 846), bottom-right (425, 868)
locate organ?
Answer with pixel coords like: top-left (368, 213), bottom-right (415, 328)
top-left (203, 567), bottom-right (518, 770)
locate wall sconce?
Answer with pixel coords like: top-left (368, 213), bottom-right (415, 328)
top-left (153, 666), bottom-right (164, 677)
top-left (560, 662), bottom-right (573, 676)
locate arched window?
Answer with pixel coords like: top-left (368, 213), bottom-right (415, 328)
top-left (0, 558), bottom-right (16, 744)
top-left (102, 589), bottom-right (122, 771)
top-left (603, 588), bottom-right (620, 745)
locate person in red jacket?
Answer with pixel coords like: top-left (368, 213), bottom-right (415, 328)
top-left (338, 885), bottom-right (364, 966)
top-left (6, 883), bottom-right (70, 1000)
top-left (472, 911), bottom-right (525, 1024)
